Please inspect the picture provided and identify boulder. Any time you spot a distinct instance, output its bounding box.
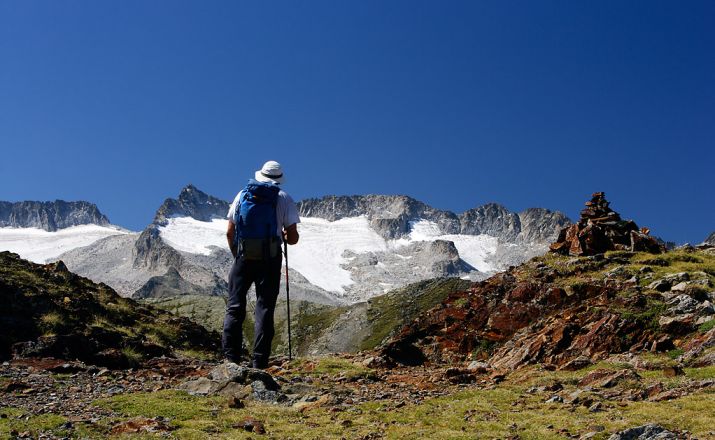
[607,423,677,440]
[178,362,284,403]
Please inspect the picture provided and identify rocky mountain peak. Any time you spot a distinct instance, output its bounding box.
[458,203,520,240]
[517,208,571,243]
[153,185,230,225]
[0,200,110,231]
[298,194,570,243]
[703,232,715,246]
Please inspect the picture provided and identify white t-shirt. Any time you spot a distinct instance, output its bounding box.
[227,188,301,238]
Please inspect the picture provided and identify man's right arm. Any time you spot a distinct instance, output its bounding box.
[226,219,237,258]
[283,223,299,245]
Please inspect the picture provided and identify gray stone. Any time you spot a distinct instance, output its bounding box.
[607,423,677,439]
[670,282,690,292]
[178,377,214,396]
[696,301,715,316]
[250,380,286,402]
[663,272,690,283]
[209,362,280,391]
[466,361,490,372]
[666,294,699,315]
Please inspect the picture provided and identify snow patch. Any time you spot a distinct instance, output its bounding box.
[289,217,387,294]
[158,217,228,255]
[406,220,499,272]
[0,225,130,263]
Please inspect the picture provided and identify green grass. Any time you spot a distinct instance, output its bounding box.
[698,319,715,333]
[83,360,715,439]
[667,349,684,360]
[121,346,144,367]
[0,407,69,438]
[291,302,349,354]
[141,295,226,334]
[288,356,374,380]
[39,311,67,334]
[96,390,221,421]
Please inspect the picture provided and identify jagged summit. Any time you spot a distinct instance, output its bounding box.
[152,184,230,225]
[550,192,663,256]
[703,231,715,246]
[298,194,570,243]
[0,200,110,231]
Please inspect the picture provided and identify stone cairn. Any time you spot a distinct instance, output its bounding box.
[550,192,663,256]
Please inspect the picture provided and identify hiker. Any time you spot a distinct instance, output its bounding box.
[223,160,300,368]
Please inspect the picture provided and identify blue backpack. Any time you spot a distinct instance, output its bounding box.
[233,179,281,259]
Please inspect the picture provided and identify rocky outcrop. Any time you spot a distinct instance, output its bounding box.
[0,200,110,231]
[703,231,715,246]
[152,184,230,225]
[550,192,663,256]
[133,226,185,270]
[380,244,715,371]
[0,251,219,366]
[133,267,224,299]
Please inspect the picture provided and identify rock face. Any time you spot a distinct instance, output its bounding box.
[0,251,219,366]
[129,185,231,298]
[550,192,663,256]
[298,195,569,243]
[133,267,225,299]
[703,231,715,246]
[459,204,521,241]
[0,200,110,231]
[153,184,230,225]
[518,208,571,243]
[298,195,461,239]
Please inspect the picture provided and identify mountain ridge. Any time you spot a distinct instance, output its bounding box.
[0,200,110,231]
[2,185,572,304]
[298,194,571,243]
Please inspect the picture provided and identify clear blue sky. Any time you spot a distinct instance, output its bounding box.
[1,1,713,243]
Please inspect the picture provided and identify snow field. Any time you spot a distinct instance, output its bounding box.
[158,217,228,255]
[156,216,500,295]
[288,217,388,294]
[0,225,131,263]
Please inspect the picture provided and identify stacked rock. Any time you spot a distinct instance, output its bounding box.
[550,192,663,256]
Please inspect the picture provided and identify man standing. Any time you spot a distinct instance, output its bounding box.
[224,160,300,368]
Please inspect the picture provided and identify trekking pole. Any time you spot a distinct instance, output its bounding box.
[284,240,292,361]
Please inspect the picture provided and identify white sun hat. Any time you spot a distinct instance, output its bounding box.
[255,160,285,184]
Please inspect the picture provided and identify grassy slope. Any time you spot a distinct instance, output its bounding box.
[0,251,219,364]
